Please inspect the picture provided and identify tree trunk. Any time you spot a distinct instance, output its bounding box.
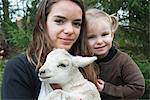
[143,5,150,59]
[2,0,10,22]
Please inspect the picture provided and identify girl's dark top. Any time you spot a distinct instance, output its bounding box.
[95,46,145,100]
[2,54,41,100]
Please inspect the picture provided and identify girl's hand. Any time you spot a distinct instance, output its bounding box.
[96,79,104,92]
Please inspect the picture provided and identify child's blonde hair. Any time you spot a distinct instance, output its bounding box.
[86,8,119,34]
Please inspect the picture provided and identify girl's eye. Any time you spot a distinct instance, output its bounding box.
[57,64,66,67]
[54,19,64,25]
[73,22,81,28]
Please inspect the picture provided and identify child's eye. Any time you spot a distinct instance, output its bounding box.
[73,22,81,28]
[88,35,95,39]
[101,33,109,36]
[54,19,64,25]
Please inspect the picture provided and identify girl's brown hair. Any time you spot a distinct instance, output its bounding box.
[26,0,97,85]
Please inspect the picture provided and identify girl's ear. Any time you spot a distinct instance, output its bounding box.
[110,15,119,33]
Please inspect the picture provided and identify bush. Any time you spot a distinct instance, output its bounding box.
[2,22,32,51]
[7,29,31,50]
[133,55,150,99]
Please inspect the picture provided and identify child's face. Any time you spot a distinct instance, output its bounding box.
[87,18,114,57]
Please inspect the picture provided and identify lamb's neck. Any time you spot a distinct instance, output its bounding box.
[61,70,85,91]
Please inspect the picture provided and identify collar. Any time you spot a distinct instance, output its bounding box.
[95,46,117,63]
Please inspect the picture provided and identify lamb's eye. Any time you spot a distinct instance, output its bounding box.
[57,64,66,67]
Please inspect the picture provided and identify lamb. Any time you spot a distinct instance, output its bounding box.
[38,48,101,100]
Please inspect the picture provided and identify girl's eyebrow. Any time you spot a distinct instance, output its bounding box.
[54,15,82,21]
[54,16,65,19]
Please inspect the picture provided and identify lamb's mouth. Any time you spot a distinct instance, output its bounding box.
[40,76,51,79]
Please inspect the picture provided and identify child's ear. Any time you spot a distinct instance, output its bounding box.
[111,33,115,38]
[110,15,119,33]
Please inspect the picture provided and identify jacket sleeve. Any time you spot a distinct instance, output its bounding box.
[101,54,145,98]
[1,54,39,100]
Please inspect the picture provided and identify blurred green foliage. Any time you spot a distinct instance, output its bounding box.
[2,22,31,51]
[132,54,150,99]
[0,60,5,88]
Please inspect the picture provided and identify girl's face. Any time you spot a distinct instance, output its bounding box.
[87,17,114,57]
[46,0,82,51]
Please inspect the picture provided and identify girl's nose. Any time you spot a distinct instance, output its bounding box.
[64,23,74,35]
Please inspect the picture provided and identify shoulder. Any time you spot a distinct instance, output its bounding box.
[115,49,133,62]
[111,49,138,69]
[116,49,130,58]
[5,53,36,73]
[6,53,28,69]
[7,53,27,65]
[115,49,140,70]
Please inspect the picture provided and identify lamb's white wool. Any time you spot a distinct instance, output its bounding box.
[38,48,101,100]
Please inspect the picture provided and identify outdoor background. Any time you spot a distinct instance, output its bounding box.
[0,0,150,99]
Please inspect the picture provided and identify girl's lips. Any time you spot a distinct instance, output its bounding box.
[60,38,74,44]
[60,37,74,41]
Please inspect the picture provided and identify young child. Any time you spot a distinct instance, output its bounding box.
[86,8,145,99]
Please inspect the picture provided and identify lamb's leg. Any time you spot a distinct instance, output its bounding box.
[46,89,83,100]
[38,82,53,100]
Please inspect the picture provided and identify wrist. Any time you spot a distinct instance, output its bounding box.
[96,79,104,92]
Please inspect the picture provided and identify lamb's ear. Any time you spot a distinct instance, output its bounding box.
[72,56,97,68]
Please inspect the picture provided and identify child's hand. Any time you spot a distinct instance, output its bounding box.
[96,79,104,92]
[50,84,62,90]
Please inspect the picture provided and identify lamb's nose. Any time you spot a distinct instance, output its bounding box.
[39,70,45,75]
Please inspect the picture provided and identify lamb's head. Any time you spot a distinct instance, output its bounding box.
[38,48,97,85]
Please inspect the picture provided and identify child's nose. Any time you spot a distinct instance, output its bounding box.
[96,37,103,44]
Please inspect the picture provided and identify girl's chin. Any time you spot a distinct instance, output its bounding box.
[56,45,72,51]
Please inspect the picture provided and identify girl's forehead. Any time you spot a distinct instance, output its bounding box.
[49,0,82,19]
